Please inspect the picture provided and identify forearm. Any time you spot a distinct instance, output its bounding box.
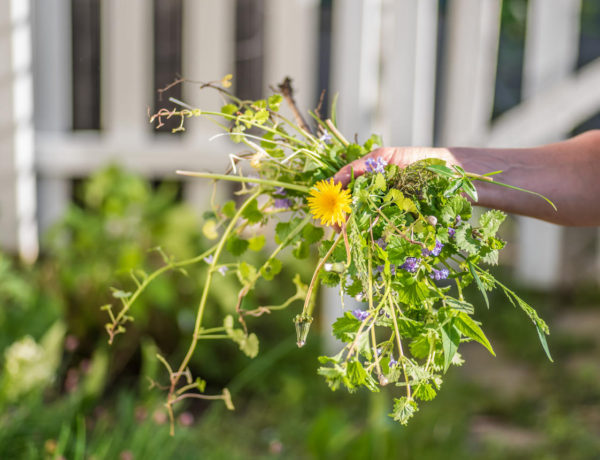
[446,130,600,226]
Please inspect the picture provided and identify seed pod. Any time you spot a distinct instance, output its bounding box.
[427,215,438,227]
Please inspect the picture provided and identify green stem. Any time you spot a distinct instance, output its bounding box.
[466,173,557,211]
[109,245,218,344]
[169,188,262,397]
[176,170,310,193]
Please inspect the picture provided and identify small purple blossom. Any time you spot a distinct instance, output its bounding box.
[377,347,383,356]
[390,264,396,276]
[365,157,388,174]
[273,186,286,196]
[448,227,456,238]
[274,198,293,209]
[400,257,421,273]
[375,238,387,250]
[217,266,229,276]
[352,309,369,321]
[430,268,449,281]
[203,255,214,264]
[422,240,444,257]
[389,357,398,367]
[455,215,462,225]
[375,265,384,274]
[319,132,333,144]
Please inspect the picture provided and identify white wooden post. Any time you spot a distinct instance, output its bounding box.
[101,0,153,141]
[439,0,502,146]
[32,0,72,235]
[379,0,438,146]
[325,0,384,351]
[263,0,319,120]
[515,0,581,288]
[330,0,383,140]
[181,0,236,206]
[0,0,38,261]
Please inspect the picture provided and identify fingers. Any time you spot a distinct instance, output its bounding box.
[332,157,368,188]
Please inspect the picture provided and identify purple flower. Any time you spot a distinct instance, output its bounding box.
[448,227,456,238]
[319,132,333,144]
[422,240,444,257]
[352,309,369,321]
[455,215,462,225]
[375,238,387,250]
[273,186,286,196]
[400,257,421,273]
[389,357,398,367]
[365,157,388,174]
[429,268,449,281]
[274,198,293,209]
[390,264,396,276]
[375,265,384,274]
[203,255,214,264]
[217,266,229,276]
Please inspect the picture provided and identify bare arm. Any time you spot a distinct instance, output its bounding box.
[332,130,600,227]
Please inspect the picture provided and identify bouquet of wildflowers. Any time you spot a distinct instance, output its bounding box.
[104,76,553,433]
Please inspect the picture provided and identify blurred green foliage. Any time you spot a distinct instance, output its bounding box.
[1,166,600,459]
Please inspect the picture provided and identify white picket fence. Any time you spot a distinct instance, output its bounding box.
[2,0,600,286]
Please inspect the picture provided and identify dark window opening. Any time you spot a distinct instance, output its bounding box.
[71,0,101,130]
[235,0,265,101]
[153,0,183,134]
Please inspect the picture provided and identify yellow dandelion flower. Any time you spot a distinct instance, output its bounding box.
[307,179,352,226]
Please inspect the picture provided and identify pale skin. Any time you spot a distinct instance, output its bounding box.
[332,130,600,227]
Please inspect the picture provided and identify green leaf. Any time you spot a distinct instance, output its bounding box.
[479,209,506,239]
[221,104,238,116]
[222,200,236,218]
[238,333,259,358]
[390,397,418,425]
[536,324,553,362]
[237,262,257,287]
[461,179,478,201]
[302,223,324,243]
[254,108,269,125]
[332,312,362,342]
[241,199,263,224]
[468,261,489,308]
[267,94,283,111]
[444,179,464,197]
[202,220,219,240]
[260,258,282,280]
[248,235,266,251]
[455,225,480,255]
[414,383,437,401]
[455,312,495,356]
[440,322,461,372]
[347,360,379,392]
[292,241,310,259]
[373,173,387,192]
[226,235,249,256]
[426,164,455,178]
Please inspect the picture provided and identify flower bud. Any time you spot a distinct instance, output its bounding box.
[427,215,438,226]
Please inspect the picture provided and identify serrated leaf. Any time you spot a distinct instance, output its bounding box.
[455,226,480,255]
[373,173,387,192]
[332,312,362,341]
[347,360,379,392]
[267,94,283,111]
[390,397,418,425]
[414,383,437,401]
[479,209,506,239]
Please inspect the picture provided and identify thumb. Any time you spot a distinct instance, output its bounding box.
[332,158,368,188]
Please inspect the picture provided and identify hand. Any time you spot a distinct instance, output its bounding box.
[332,146,458,187]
